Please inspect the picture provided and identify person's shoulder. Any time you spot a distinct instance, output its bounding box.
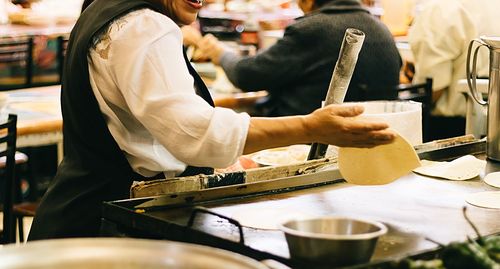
[95,8,182,59]
[108,8,180,41]
[125,8,179,32]
[288,13,325,33]
[418,0,463,14]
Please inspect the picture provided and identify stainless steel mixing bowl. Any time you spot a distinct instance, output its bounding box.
[279,216,387,267]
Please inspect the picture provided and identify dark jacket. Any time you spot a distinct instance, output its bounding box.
[220,0,401,116]
[28,0,213,240]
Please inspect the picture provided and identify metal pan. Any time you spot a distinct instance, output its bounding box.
[0,238,282,269]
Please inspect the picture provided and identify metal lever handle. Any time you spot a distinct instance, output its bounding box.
[308,28,365,160]
[466,39,488,105]
[187,206,245,245]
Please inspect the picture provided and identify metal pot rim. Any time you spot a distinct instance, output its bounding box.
[0,238,269,269]
[278,216,388,240]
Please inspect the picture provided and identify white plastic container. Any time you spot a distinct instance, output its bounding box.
[347,101,423,145]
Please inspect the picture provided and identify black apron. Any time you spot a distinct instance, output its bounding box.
[28,0,214,240]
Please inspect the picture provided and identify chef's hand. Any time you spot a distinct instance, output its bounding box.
[243,105,396,154]
[305,105,396,148]
[196,34,226,65]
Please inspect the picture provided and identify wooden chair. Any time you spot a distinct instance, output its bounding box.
[0,38,34,91]
[56,35,69,83]
[0,114,32,244]
[397,78,433,142]
[0,114,19,244]
[12,195,37,243]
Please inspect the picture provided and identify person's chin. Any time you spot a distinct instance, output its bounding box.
[177,14,198,26]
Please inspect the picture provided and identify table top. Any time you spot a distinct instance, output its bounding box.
[4,85,61,136]
[2,85,267,136]
[0,23,73,38]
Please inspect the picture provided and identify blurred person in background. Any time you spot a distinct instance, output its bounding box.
[194,0,401,117]
[408,0,500,139]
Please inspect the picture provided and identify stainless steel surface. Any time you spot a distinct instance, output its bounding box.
[467,36,500,161]
[102,146,499,268]
[279,217,386,267]
[156,155,500,263]
[0,238,269,269]
[135,168,342,209]
[456,78,488,138]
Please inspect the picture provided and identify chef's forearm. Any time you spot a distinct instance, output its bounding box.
[243,105,396,155]
[243,116,311,154]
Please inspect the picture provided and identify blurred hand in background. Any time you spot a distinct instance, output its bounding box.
[196,33,226,64]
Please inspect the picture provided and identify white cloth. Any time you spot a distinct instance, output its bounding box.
[408,0,500,117]
[87,9,250,178]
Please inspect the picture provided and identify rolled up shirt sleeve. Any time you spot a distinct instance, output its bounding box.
[106,12,250,169]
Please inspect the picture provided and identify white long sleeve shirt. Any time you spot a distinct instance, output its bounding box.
[409,0,500,117]
[87,9,250,178]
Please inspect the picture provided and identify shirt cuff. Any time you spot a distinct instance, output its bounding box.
[220,51,241,72]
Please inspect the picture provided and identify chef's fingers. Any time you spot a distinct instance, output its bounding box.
[343,120,391,132]
[323,105,392,131]
[335,130,396,148]
[326,104,364,117]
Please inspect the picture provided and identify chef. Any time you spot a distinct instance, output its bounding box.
[28,0,395,240]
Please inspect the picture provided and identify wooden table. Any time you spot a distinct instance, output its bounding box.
[3,85,267,162]
[3,85,63,161]
[0,23,73,38]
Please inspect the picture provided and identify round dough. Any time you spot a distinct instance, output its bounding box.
[484,172,500,188]
[465,191,500,209]
[413,155,485,181]
[250,145,310,166]
[231,209,313,230]
[338,133,421,185]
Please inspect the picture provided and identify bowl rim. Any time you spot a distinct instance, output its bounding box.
[278,216,388,240]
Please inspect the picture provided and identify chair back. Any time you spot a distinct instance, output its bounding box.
[0,114,18,244]
[0,38,34,91]
[397,78,433,142]
[56,35,69,83]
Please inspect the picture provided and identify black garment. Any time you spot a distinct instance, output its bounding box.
[28,0,214,240]
[428,116,466,141]
[220,0,401,116]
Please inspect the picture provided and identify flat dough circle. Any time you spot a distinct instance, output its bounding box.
[484,172,500,188]
[465,191,500,209]
[231,209,312,230]
[338,133,421,185]
[413,155,485,181]
[250,145,310,166]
